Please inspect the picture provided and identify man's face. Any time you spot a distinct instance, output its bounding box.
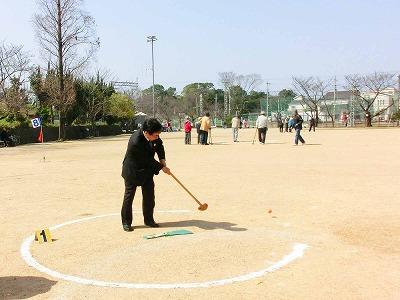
[144,131,161,141]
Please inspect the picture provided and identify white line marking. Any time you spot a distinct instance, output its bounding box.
[20,212,309,289]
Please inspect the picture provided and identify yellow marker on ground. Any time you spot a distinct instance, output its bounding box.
[35,228,52,243]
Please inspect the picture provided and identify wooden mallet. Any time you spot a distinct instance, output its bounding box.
[170,173,208,211]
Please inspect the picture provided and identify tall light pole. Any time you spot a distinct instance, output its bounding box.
[147,35,157,117]
[266,82,270,118]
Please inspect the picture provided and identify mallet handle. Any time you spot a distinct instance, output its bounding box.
[170,173,202,206]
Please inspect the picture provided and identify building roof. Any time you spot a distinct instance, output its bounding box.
[324,91,352,100]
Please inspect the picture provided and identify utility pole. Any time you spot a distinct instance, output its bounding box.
[350,93,355,127]
[214,94,218,115]
[199,94,204,115]
[278,98,280,114]
[397,74,400,126]
[223,80,228,117]
[228,88,231,115]
[333,76,337,126]
[198,83,204,115]
[398,75,400,111]
[147,35,157,117]
[266,82,270,118]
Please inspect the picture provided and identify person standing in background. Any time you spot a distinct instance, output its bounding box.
[293,110,305,145]
[284,116,289,132]
[277,116,284,133]
[309,117,316,132]
[255,111,268,144]
[184,116,192,144]
[231,114,240,142]
[199,112,211,145]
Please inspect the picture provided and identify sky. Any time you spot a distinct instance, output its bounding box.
[1,0,399,93]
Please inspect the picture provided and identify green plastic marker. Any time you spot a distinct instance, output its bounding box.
[144,229,193,239]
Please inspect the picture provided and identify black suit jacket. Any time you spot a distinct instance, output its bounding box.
[121,129,165,185]
[293,115,303,130]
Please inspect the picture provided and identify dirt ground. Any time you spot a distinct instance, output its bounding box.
[1,127,399,299]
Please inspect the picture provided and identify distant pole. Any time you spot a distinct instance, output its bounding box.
[266,82,270,117]
[223,81,228,117]
[397,74,400,126]
[278,98,280,114]
[351,93,355,127]
[333,76,337,126]
[228,88,231,115]
[147,35,157,117]
[398,75,400,111]
[214,94,218,114]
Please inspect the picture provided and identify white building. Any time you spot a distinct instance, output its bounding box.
[367,88,397,121]
[287,88,398,122]
[287,95,310,120]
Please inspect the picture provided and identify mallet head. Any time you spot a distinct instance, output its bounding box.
[198,203,208,211]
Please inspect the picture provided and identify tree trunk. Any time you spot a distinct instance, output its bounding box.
[50,105,54,124]
[57,0,65,140]
[365,112,372,127]
[59,113,66,140]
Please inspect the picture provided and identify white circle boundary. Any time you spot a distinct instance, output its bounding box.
[21,211,309,289]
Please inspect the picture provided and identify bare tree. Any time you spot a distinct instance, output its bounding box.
[34,0,99,139]
[345,72,395,127]
[0,42,31,102]
[292,77,331,125]
[320,93,336,127]
[219,72,263,115]
[135,93,153,115]
[235,74,263,94]
[43,70,76,119]
[218,72,236,89]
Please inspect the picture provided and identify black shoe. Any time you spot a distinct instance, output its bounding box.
[145,221,159,228]
[122,224,133,232]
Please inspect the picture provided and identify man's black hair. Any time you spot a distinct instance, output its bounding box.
[142,118,162,134]
[205,112,210,117]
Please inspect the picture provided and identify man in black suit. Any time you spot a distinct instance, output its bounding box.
[121,118,171,232]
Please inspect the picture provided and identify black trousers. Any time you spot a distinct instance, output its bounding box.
[199,130,208,144]
[258,127,267,143]
[121,177,155,226]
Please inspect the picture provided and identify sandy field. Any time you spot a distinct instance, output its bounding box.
[1,126,399,299]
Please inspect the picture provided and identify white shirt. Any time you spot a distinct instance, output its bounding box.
[256,115,268,128]
[231,117,240,128]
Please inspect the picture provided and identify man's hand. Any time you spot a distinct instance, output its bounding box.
[162,166,171,175]
[160,159,167,167]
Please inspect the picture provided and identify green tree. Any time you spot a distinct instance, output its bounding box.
[181,82,217,116]
[3,77,28,121]
[30,66,53,124]
[247,91,267,112]
[72,73,114,132]
[105,93,135,125]
[278,89,296,99]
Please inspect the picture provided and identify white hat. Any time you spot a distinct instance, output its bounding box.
[260,111,266,115]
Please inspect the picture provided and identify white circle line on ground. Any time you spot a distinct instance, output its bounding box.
[20,212,309,289]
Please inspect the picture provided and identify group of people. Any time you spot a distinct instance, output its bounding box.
[230,110,307,145]
[183,112,212,145]
[271,110,307,145]
[120,111,309,232]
